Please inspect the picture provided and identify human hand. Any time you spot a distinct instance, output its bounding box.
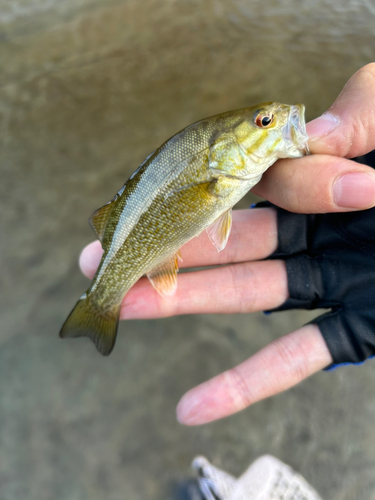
[80,64,375,425]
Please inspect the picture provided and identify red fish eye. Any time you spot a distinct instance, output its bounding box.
[254,112,274,128]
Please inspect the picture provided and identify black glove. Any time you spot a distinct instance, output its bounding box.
[259,150,375,368]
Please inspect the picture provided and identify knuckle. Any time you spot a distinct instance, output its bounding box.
[272,335,310,383]
[227,265,246,311]
[225,262,239,288]
[227,263,257,313]
[332,63,375,158]
[355,63,375,84]
[228,366,253,408]
[348,119,369,156]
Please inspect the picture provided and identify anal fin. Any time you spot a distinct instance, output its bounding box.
[206,209,232,252]
[147,251,182,298]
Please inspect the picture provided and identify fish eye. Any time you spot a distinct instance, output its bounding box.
[253,111,275,128]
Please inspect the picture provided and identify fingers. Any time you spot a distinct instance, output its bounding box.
[253,154,375,213]
[306,63,375,158]
[79,208,278,279]
[176,324,332,425]
[79,240,103,280]
[79,209,284,320]
[120,259,287,319]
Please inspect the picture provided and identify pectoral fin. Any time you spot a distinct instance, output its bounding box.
[147,251,183,297]
[206,209,232,252]
[89,195,119,243]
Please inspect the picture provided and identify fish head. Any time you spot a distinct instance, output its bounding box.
[231,102,309,179]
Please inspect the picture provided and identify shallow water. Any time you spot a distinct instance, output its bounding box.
[1,1,375,499]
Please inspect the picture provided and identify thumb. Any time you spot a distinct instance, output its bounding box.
[307,63,375,158]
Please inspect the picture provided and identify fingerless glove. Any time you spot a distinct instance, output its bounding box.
[260,150,375,366]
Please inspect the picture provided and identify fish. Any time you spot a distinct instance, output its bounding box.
[60,102,309,355]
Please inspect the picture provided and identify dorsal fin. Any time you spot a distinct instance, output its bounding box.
[147,251,182,297]
[89,195,119,243]
[89,181,128,243]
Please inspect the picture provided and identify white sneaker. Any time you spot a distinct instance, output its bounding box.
[192,455,322,500]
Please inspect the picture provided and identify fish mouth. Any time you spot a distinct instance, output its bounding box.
[283,104,310,157]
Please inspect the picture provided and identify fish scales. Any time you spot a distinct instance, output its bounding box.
[91,152,232,305]
[90,111,248,303]
[60,102,309,355]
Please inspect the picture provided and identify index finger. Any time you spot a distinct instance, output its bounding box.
[176,324,332,425]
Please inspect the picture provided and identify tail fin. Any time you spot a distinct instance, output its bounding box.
[60,294,120,356]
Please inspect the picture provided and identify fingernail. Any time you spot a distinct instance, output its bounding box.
[176,392,203,425]
[333,172,375,208]
[306,113,340,141]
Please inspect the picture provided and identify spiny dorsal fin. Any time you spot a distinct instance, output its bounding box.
[206,209,232,252]
[147,251,183,297]
[89,195,119,243]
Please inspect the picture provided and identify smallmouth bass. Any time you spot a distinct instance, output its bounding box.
[60,102,309,355]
